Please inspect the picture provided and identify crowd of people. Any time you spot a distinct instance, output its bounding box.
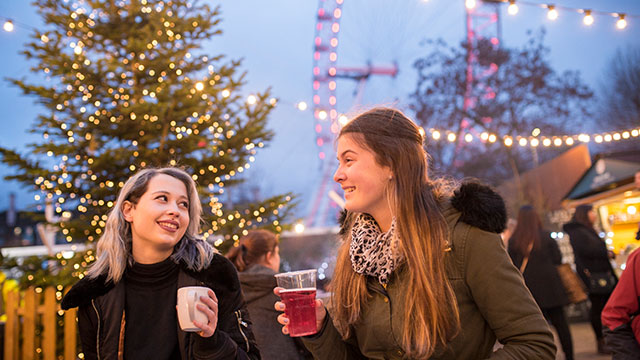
[58,107,639,359]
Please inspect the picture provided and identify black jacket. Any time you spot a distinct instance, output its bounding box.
[563,221,617,291]
[61,254,260,360]
[508,231,569,309]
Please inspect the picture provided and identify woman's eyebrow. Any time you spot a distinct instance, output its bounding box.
[151,190,188,201]
[338,149,357,159]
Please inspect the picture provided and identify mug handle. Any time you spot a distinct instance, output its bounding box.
[189,291,198,322]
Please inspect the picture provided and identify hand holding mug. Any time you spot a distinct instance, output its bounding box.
[177,286,219,338]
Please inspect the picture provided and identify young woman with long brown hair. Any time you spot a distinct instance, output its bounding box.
[274,108,556,359]
[508,205,574,360]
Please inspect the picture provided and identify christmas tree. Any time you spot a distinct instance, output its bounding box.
[0,0,296,287]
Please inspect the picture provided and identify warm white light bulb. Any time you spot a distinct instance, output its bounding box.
[296,101,307,111]
[465,0,476,10]
[616,15,627,29]
[507,1,518,15]
[3,20,14,32]
[583,11,594,26]
[547,6,558,20]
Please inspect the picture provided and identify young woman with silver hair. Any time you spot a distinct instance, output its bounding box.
[62,167,260,359]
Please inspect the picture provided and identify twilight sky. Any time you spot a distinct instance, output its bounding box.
[0,0,639,219]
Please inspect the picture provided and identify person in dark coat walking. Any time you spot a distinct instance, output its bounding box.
[563,204,618,354]
[227,230,312,360]
[509,205,574,360]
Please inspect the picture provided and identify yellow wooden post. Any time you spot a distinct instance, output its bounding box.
[22,288,36,360]
[42,287,57,360]
[63,287,78,360]
[4,289,18,360]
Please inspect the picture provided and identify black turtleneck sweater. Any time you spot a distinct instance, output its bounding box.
[124,257,181,359]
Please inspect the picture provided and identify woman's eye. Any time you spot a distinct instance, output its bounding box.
[155,195,167,201]
[179,201,189,208]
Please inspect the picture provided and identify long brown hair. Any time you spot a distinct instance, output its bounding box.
[510,205,543,256]
[571,204,594,229]
[331,107,460,358]
[226,230,278,272]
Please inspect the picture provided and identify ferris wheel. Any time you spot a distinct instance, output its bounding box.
[305,0,452,227]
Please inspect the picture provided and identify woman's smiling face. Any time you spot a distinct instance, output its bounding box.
[333,134,393,222]
[123,173,190,263]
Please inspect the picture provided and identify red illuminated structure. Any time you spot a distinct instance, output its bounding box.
[307,0,397,227]
[456,0,502,166]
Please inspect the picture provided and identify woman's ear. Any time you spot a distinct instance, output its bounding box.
[122,201,134,222]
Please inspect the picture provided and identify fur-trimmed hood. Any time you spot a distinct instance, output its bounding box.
[339,181,506,234]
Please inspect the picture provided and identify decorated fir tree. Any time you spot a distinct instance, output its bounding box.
[0,0,295,287]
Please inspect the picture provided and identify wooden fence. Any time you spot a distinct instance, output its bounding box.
[4,286,78,360]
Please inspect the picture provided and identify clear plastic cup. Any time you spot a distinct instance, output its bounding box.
[275,269,318,337]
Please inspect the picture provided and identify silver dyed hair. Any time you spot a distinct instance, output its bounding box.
[87,167,216,283]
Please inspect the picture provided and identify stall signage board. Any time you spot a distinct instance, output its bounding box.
[566,158,640,200]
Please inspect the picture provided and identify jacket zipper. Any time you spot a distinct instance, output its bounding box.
[91,299,101,360]
[235,310,250,352]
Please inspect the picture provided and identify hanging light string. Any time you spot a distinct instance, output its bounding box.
[2,4,637,151]
[0,15,38,32]
[496,0,638,29]
[419,126,640,149]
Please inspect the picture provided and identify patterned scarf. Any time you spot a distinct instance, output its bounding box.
[349,213,403,286]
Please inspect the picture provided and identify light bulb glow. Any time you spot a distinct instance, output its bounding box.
[504,137,513,147]
[3,20,14,32]
[296,101,307,111]
[507,1,518,15]
[547,6,558,20]
[465,0,476,10]
[583,10,594,26]
[616,14,627,29]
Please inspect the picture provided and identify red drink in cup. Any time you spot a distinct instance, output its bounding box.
[280,288,317,337]
[275,270,318,337]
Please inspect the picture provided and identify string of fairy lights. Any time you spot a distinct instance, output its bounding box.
[2,1,639,155]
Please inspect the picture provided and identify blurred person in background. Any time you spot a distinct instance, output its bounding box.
[227,230,312,360]
[564,204,618,354]
[509,205,574,360]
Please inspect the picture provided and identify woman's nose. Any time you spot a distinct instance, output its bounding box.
[333,167,344,183]
[166,203,181,216]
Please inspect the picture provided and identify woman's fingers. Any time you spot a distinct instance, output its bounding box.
[274,300,285,312]
[273,286,284,297]
[195,290,219,338]
[277,313,290,334]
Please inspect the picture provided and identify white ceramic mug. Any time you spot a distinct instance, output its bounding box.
[177,286,210,332]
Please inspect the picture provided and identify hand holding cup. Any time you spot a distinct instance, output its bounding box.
[273,269,325,337]
[274,287,326,336]
[177,286,219,338]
